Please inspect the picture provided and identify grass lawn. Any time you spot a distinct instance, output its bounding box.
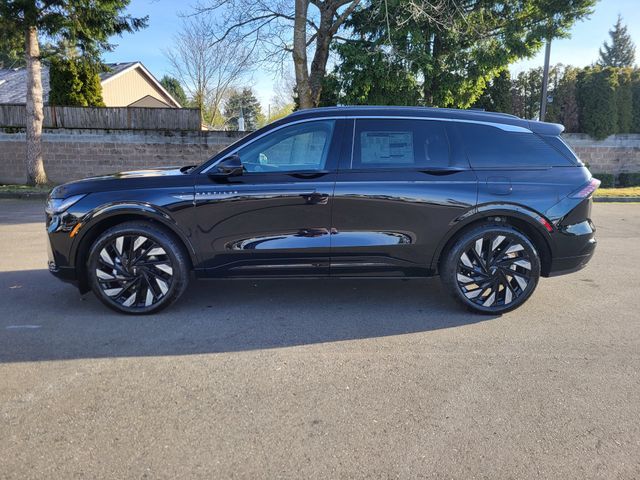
[595,187,640,198]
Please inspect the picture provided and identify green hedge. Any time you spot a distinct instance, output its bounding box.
[576,67,618,140]
[632,70,640,133]
[591,173,640,188]
[544,66,640,137]
[593,173,615,188]
[617,69,633,133]
[618,172,640,187]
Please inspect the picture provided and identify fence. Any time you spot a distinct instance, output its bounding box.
[0,104,201,131]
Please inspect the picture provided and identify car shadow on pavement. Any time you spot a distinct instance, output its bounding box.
[0,269,498,363]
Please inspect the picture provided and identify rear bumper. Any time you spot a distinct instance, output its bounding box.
[548,236,597,277]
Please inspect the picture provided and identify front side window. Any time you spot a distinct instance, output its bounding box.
[236,120,335,173]
[352,119,450,169]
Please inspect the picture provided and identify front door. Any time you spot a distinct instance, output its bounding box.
[330,118,478,276]
[193,119,343,277]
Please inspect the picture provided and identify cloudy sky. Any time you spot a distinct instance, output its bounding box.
[103,0,640,108]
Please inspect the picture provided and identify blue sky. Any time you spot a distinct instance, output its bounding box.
[104,0,640,108]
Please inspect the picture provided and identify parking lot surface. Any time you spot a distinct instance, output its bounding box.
[1,199,639,479]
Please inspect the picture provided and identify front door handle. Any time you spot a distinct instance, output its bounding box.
[301,192,329,205]
[290,171,329,179]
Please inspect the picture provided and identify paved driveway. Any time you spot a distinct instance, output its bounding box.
[1,200,639,479]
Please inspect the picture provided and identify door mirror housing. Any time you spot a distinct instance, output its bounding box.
[211,155,243,177]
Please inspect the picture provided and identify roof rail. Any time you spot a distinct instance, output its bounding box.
[287,105,521,120]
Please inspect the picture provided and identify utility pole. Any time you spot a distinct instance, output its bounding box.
[238,106,245,132]
[539,38,552,122]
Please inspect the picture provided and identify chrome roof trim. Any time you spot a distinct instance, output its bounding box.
[201,115,532,173]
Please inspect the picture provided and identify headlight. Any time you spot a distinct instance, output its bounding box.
[45,194,86,215]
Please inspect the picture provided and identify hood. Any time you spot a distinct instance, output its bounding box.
[50,166,194,198]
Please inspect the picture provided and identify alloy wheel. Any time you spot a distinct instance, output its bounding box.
[456,234,533,309]
[94,235,174,309]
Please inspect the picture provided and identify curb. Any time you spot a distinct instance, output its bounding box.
[594,196,640,203]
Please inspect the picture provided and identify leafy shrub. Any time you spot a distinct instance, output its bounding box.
[618,172,640,187]
[576,67,619,140]
[593,173,615,188]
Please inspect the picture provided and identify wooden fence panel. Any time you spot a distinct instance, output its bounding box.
[0,104,201,130]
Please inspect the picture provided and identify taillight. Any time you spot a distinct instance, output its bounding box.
[569,178,601,199]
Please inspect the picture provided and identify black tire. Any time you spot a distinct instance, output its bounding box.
[87,221,190,314]
[441,224,541,314]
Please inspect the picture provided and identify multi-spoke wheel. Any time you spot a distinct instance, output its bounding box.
[441,224,541,314]
[87,222,190,314]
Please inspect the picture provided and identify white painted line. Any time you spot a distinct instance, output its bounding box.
[5,325,42,330]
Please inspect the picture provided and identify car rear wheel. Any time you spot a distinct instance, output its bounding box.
[87,221,190,314]
[441,224,541,314]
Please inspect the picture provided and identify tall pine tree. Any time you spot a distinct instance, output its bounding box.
[598,15,636,68]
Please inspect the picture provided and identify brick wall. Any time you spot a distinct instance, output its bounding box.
[0,128,638,184]
[0,128,247,184]
[563,133,640,174]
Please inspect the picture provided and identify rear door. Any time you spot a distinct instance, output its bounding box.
[330,118,477,276]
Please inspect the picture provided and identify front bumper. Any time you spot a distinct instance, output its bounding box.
[47,233,78,284]
[48,261,78,284]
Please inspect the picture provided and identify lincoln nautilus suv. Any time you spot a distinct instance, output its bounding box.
[46,106,599,314]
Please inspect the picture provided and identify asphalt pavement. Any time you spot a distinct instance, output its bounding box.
[1,199,639,479]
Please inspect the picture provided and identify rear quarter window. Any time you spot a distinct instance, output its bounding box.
[457,123,574,168]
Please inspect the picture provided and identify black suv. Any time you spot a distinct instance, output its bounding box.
[46,106,599,314]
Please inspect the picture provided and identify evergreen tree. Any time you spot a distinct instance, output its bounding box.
[0,29,24,68]
[159,75,188,107]
[598,15,636,68]
[224,88,262,131]
[576,67,619,139]
[49,57,105,107]
[473,70,513,114]
[0,0,147,185]
[511,68,543,120]
[546,66,580,132]
[332,0,595,109]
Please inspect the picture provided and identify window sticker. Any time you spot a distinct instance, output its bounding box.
[361,131,414,164]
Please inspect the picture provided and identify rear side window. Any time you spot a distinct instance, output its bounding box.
[540,135,580,164]
[352,119,450,169]
[457,123,573,168]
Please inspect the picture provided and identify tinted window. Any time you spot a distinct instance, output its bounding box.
[352,119,450,169]
[237,120,334,173]
[540,135,580,164]
[458,124,573,168]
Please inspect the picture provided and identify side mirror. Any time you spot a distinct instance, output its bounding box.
[211,155,243,177]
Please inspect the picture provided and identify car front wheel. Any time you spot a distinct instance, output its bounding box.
[87,221,190,314]
[441,224,541,314]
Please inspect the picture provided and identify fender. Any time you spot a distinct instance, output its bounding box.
[429,202,556,272]
[70,201,199,269]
